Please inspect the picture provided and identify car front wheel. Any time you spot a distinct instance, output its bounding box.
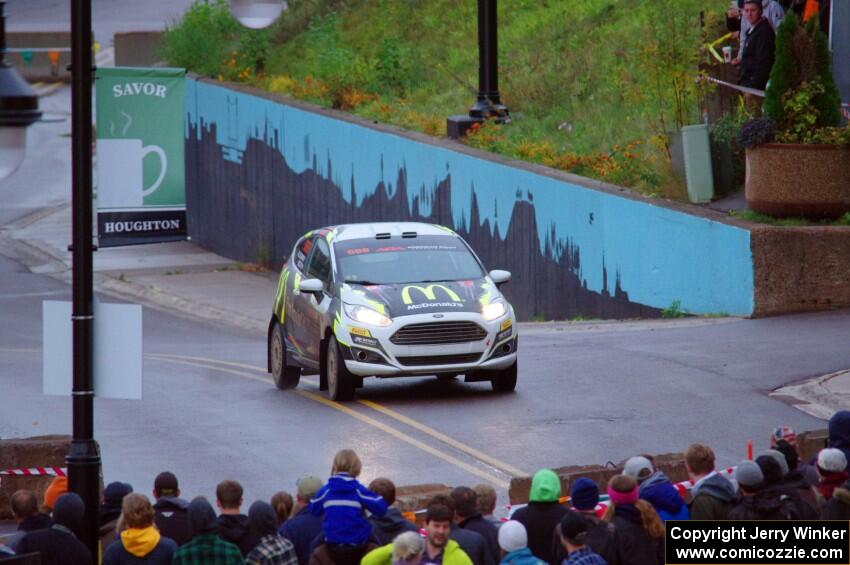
[327,335,355,401]
[490,361,517,393]
[270,322,301,390]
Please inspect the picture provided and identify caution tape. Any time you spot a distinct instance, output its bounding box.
[0,467,66,477]
[704,32,735,64]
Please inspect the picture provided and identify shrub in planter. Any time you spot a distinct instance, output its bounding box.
[742,13,850,219]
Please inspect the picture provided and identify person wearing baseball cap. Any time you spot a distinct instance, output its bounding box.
[279,474,324,565]
[153,471,191,546]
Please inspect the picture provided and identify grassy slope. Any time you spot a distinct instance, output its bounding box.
[167,0,731,195]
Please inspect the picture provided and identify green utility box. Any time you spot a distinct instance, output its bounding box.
[680,123,715,204]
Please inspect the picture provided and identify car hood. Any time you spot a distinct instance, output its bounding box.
[342,278,500,318]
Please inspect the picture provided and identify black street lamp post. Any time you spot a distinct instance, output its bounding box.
[447,0,509,139]
[67,0,101,556]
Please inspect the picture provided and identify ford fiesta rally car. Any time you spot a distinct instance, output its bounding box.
[267,222,518,400]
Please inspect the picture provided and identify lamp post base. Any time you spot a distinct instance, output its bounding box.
[66,439,101,556]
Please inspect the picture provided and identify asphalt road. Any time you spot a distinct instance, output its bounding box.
[4,251,850,508]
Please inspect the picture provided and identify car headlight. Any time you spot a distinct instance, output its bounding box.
[482,300,507,321]
[344,303,392,327]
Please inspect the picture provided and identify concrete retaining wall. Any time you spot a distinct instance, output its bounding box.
[0,436,70,520]
[752,227,850,316]
[184,78,757,321]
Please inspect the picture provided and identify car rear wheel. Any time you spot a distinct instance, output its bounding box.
[270,322,301,390]
[490,361,517,393]
[327,335,355,401]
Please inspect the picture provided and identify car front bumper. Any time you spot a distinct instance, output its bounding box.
[335,311,517,378]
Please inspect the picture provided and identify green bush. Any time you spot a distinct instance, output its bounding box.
[764,13,841,130]
[159,0,240,78]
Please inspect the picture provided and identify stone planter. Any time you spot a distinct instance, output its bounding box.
[745,143,850,219]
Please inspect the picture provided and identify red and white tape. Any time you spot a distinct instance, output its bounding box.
[0,467,66,477]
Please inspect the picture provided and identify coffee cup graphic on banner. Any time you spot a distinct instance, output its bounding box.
[96,138,168,208]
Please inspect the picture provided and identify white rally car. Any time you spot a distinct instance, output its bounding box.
[268,222,518,400]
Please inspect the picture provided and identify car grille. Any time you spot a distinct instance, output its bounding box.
[396,353,482,366]
[390,321,487,345]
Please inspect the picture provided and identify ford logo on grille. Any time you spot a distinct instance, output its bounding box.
[433,314,444,318]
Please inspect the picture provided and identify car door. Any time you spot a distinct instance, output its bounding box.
[285,235,316,368]
[302,237,334,365]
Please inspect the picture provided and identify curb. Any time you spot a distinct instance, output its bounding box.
[771,369,850,419]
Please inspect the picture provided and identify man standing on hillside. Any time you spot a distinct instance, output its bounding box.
[736,0,785,59]
[737,0,777,93]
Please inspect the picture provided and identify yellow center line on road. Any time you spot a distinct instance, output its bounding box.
[357,399,529,477]
[147,353,526,478]
[146,353,511,489]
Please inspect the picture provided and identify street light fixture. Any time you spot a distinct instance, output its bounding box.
[447,0,510,139]
[229,0,287,29]
[0,0,42,181]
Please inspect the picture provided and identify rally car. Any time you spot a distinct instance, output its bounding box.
[267,222,518,400]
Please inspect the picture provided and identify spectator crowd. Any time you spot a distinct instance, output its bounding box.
[5,410,850,565]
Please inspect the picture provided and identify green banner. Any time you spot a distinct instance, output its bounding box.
[95,67,186,246]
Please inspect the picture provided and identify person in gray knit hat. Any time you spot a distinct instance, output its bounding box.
[729,461,798,520]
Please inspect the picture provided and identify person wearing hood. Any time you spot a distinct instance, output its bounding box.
[623,456,689,522]
[497,521,545,565]
[4,489,52,552]
[280,474,324,565]
[310,450,387,547]
[558,512,607,565]
[245,500,299,565]
[42,476,68,514]
[511,469,568,565]
[685,444,737,521]
[728,461,798,520]
[152,471,191,546]
[829,411,850,471]
[452,486,500,565]
[551,479,615,565]
[216,479,253,555]
[172,496,243,564]
[368,478,418,546]
[603,475,664,565]
[102,493,177,564]
[16,492,93,565]
[100,481,134,550]
[816,448,849,501]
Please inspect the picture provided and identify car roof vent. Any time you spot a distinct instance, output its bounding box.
[375,232,392,239]
[401,231,417,238]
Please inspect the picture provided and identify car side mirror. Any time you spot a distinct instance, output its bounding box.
[489,270,511,286]
[299,278,325,296]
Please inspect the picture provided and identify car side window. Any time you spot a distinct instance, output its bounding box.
[293,237,314,272]
[306,238,332,288]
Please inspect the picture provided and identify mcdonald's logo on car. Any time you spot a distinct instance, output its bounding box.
[401,284,462,305]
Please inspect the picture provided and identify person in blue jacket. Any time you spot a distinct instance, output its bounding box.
[624,456,689,522]
[309,449,388,550]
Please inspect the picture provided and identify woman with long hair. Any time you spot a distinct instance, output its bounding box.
[603,475,665,565]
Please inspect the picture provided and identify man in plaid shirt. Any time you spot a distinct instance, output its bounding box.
[173,497,243,565]
[246,500,299,565]
[559,513,608,565]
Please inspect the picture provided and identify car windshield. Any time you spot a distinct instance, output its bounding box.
[335,235,485,285]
